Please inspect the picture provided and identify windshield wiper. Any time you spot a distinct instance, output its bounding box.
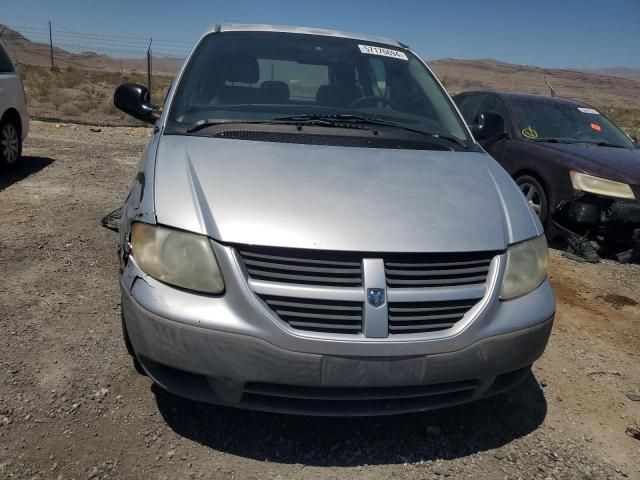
[531,138,629,149]
[185,117,378,134]
[186,115,469,150]
[584,141,628,149]
[532,138,578,144]
[273,114,468,149]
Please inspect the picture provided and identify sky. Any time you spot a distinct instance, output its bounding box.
[2,0,640,69]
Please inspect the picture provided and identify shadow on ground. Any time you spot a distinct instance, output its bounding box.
[0,156,55,191]
[154,374,546,466]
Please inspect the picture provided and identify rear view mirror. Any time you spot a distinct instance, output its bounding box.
[114,83,159,124]
[471,111,506,142]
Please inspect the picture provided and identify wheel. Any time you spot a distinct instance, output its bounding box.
[121,309,146,375]
[0,117,21,168]
[516,174,549,224]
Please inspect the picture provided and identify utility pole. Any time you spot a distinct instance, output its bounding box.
[147,38,152,98]
[48,21,54,70]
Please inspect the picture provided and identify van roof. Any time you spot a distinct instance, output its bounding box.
[207,23,404,49]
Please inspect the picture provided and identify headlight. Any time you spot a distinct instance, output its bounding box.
[570,171,635,200]
[501,235,548,300]
[130,223,224,294]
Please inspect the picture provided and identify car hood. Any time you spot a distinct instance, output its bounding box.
[530,142,640,185]
[153,135,540,252]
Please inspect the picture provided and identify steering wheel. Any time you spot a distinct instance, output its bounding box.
[348,95,397,109]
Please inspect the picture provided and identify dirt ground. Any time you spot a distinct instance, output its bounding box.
[1,121,639,480]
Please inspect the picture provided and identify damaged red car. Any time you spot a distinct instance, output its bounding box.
[454,91,640,262]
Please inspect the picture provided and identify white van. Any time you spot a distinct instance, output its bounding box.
[0,39,29,168]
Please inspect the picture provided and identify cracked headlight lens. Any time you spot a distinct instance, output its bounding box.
[130,223,224,294]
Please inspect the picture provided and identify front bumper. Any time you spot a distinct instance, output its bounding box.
[122,275,554,415]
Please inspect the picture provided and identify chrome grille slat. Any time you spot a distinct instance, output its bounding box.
[239,250,361,267]
[388,299,482,334]
[385,251,496,289]
[266,299,361,311]
[385,266,490,276]
[287,321,361,332]
[388,312,465,322]
[238,247,362,287]
[389,304,473,313]
[244,258,361,274]
[259,294,363,334]
[386,259,491,268]
[276,310,362,321]
[389,323,456,332]
[247,269,362,285]
[386,275,488,286]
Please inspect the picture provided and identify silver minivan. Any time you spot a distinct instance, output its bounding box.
[114,24,555,415]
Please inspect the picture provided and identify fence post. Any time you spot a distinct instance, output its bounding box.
[147,38,152,99]
[48,21,54,70]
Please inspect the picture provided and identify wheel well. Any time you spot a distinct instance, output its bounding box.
[513,169,555,220]
[1,108,22,136]
[513,169,547,192]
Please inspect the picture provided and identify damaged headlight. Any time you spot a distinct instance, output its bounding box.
[570,171,635,200]
[130,223,225,294]
[501,234,548,300]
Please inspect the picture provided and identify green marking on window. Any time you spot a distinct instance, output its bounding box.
[522,126,538,139]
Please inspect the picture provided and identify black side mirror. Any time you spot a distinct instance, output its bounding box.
[114,83,159,124]
[471,111,506,142]
[631,134,639,145]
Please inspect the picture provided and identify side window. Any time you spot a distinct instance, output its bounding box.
[456,94,484,125]
[478,95,508,119]
[0,43,14,73]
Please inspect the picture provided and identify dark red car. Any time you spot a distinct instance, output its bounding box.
[453,91,640,261]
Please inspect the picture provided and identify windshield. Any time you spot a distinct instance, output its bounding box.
[167,31,471,147]
[512,99,636,148]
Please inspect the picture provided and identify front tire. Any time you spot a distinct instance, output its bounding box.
[516,174,549,224]
[0,117,21,169]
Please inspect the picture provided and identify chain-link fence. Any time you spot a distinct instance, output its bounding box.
[0,22,192,124]
[1,22,191,75]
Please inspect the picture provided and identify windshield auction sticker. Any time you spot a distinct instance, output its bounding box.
[578,107,600,114]
[358,44,408,60]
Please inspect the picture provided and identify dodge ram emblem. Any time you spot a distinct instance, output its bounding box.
[367,288,386,308]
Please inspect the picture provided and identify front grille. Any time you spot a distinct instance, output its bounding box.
[238,247,362,287]
[260,295,363,334]
[388,298,481,334]
[384,252,495,288]
[242,380,479,415]
[237,244,498,337]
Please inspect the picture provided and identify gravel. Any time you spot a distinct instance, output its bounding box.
[0,120,638,479]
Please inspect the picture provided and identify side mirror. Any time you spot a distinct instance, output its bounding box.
[114,83,159,124]
[631,135,639,145]
[470,111,506,142]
